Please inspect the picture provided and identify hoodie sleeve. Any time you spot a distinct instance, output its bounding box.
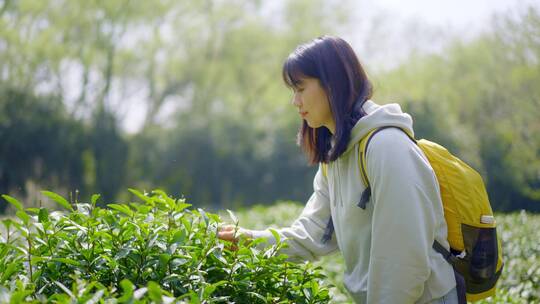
[248,165,339,262]
[365,128,440,303]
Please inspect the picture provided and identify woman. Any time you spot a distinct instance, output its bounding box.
[218,36,459,304]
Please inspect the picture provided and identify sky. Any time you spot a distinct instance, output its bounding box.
[343,0,539,70]
[361,0,537,30]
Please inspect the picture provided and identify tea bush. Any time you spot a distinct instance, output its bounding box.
[0,190,331,303]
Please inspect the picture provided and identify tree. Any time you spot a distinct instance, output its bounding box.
[0,87,88,212]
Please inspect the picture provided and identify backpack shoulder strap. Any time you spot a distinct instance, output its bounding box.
[358,126,416,187]
[357,128,380,187]
[357,126,416,208]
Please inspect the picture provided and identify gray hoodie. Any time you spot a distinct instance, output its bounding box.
[250,100,456,303]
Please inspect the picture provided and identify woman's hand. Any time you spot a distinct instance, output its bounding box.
[217,224,252,250]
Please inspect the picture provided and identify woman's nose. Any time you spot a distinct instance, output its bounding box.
[291,93,302,107]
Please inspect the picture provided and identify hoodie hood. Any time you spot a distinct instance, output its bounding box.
[343,100,414,154]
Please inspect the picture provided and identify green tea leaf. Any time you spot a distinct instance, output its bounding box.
[0,263,19,282]
[42,191,73,211]
[172,230,186,244]
[311,280,319,295]
[119,279,134,300]
[52,258,81,267]
[108,203,134,217]
[152,189,176,209]
[128,188,153,204]
[189,290,201,304]
[91,194,101,207]
[1,218,14,230]
[115,247,132,259]
[175,199,192,212]
[199,208,209,226]
[26,207,40,214]
[207,213,220,223]
[9,289,34,303]
[247,291,268,303]
[85,289,105,304]
[33,236,48,247]
[170,257,189,268]
[159,253,171,267]
[269,228,281,244]
[181,218,192,233]
[2,194,23,211]
[18,226,29,237]
[54,281,75,298]
[16,210,29,225]
[226,209,238,224]
[38,208,49,223]
[147,281,162,302]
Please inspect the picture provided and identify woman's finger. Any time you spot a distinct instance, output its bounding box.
[217,225,253,246]
[220,225,235,231]
[217,229,237,241]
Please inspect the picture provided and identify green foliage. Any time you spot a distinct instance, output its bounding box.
[0,87,128,212]
[401,101,459,152]
[90,107,128,204]
[232,202,540,303]
[490,211,540,303]
[127,122,316,210]
[0,88,88,213]
[0,191,331,303]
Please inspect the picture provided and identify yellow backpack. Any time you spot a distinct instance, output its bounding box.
[322,126,503,302]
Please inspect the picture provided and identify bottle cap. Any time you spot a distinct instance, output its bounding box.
[480,215,495,224]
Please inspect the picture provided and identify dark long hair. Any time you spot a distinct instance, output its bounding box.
[282,36,372,164]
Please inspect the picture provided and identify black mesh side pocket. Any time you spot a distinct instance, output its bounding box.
[469,227,497,281]
[461,224,501,294]
[436,224,502,295]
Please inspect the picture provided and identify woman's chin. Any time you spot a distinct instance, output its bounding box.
[310,122,325,129]
[305,120,318,128]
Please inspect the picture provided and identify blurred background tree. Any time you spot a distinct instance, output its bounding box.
[0,0,538,212]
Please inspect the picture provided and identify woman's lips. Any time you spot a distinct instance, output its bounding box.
[300,111,308,118]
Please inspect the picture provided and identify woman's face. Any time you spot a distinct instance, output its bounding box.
[291,77,335,133]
